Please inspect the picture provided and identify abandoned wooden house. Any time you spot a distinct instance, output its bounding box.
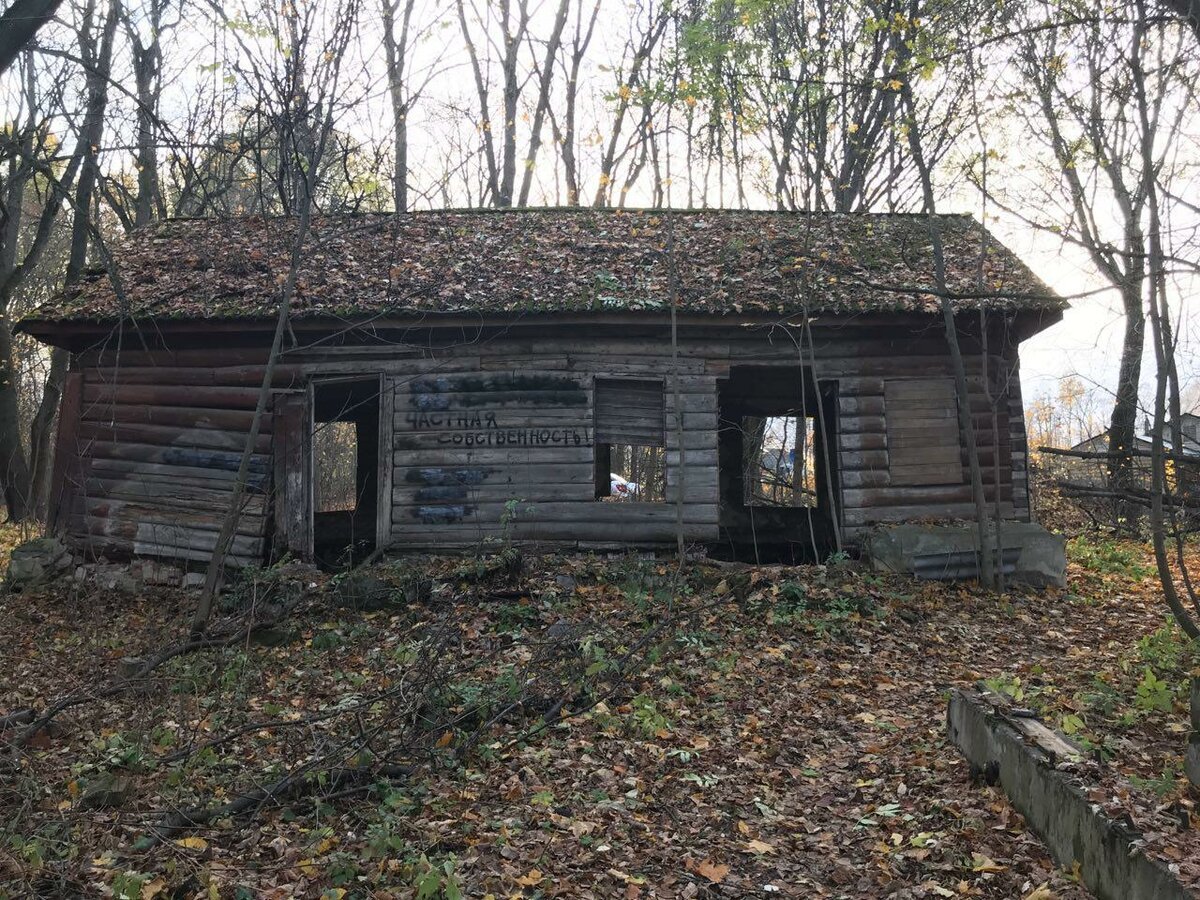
[19,209,1064,569]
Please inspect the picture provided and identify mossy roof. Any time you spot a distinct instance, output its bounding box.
[24,208,1063,326]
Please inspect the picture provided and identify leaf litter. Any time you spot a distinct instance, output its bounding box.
[0,540,1195,898]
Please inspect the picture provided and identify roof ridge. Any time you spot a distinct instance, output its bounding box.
[149,208,979,226]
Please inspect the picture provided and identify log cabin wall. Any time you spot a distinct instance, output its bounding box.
[53,316,1034,565]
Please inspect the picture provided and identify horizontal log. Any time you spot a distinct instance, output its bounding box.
[839,450,890,471]
[84,477,268,512]
[78,347,273,368]
[839,433,887,452]
[387,519,720,542]
[390,500,718,523]
[76,535,258,569]
[81,402,269,433]
[89,364,303,388]
[80,497,267,537]
[89,457,270,487]
[83,382,269,410]
[71,513,265,557]
[843,501,1015,527]
[843,483,1011,509]
[393,447,593,467]
[83,440,271,474]
[839,396,885,416]
[840,470,891,488]
[839,415,886,435]
[78,421,272,454]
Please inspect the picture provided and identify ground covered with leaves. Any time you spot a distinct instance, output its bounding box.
[1,539,1197,899]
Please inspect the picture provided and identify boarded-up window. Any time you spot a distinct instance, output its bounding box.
[885,378,963,485]
[594,378,666,502]
[594,378,665,446]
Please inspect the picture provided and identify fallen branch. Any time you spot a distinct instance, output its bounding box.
[0,708,36,730]
[7,623,268,751]
[148,763,413,844]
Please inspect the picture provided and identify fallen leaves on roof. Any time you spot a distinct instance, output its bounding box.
[25,209,1062,326]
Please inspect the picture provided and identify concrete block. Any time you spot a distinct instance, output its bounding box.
[948,686,1189,900]
[863,522,1066,587]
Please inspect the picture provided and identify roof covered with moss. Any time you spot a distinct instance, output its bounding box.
[24,209,1063,326]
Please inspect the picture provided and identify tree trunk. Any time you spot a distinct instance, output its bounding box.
[516,0,569,207]
[901,80,995,589]
[0,323,33,521]
[29,346,66,519]
[1107,285,1145,530]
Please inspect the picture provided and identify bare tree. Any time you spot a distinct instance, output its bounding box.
[994,0,1193,528]
[0,0,68,76]
[192,0,363,633]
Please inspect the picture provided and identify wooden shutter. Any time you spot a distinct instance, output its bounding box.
[885,378,963,485]
[594,378,665,446]
[273,392,313,560]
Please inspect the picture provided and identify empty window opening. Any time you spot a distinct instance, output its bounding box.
[593,377,667,503]
[597,444,667,502]
[312,378,380,567]
[743,415,817,507]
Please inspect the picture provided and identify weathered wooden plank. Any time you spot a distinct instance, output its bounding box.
[839,395,885,416]
[395,461,595,486]
[390,500,719,522]
[839,450,890,471]
[390,519,722,541]
[84,440,271,473]
[839,433,888,452]
[840,469,891,489]
[77,421,272,453]
[839,416,887,435]
[887,461,964,483]
[78,347,273,368]
[79,497,267,536]
[843,484,1011,509]
[89,457,266,486]
[82,382,268,410]
[393,447,595,466]
[90,364,303,388]
[80,401,269,433]
[843,501,1014,527]
[84,477,267,512]
[887,431,963,449]
[74,510,265,551]
[79,535,257,568]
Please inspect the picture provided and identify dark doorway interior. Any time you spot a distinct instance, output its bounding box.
[312,377,380,567]
[715,366,839,563]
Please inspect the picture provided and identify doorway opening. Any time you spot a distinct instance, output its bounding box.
[312,377,380,567]
[716,366,839,563]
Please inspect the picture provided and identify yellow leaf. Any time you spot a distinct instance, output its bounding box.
[970,852,1005,873]
[515,869,544,886]
[695,859,729,883]
[745,839,776,855]
[436,730,453,748]
[1024,886,1056,900]
[175,836,208,851]
[142,879,168,899]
